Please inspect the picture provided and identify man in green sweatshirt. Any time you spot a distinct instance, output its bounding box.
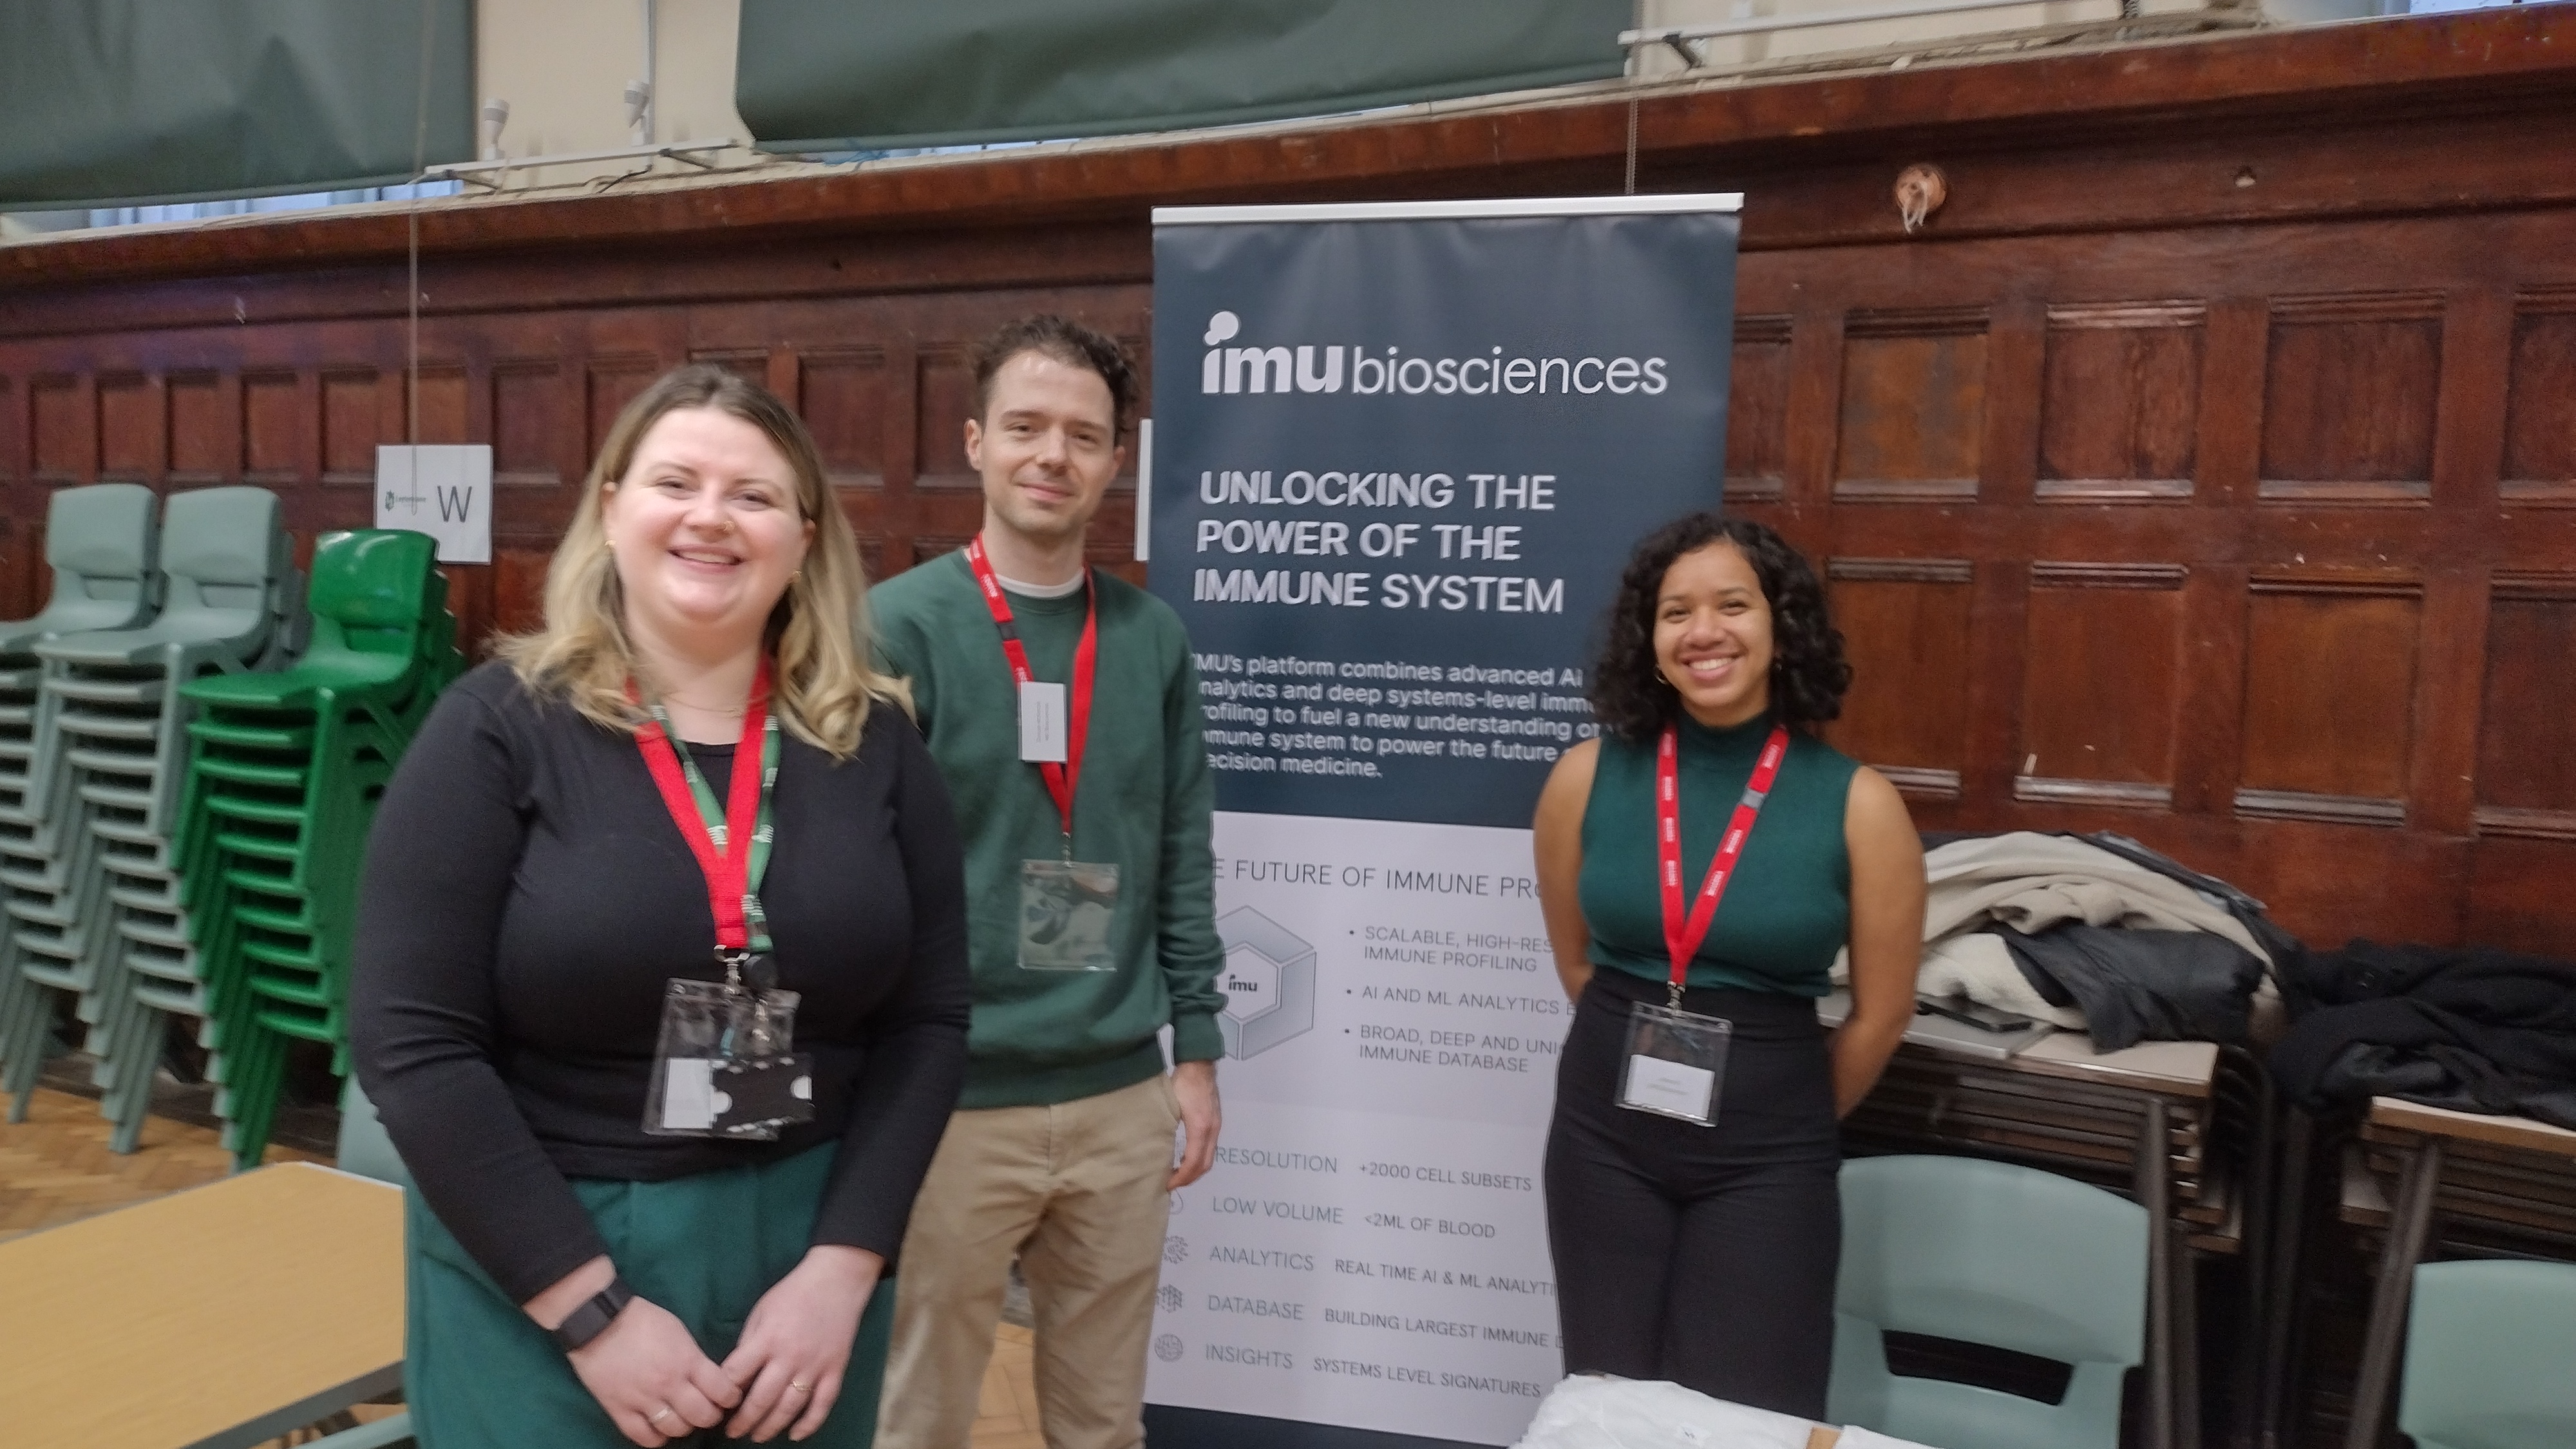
[870,315,1225,1449]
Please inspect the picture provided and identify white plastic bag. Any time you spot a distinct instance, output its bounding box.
[1512,1375,1818,1449]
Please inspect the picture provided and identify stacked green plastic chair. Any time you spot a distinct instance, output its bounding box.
[0,488,301,1143]
[0,485,163,1094]
[173,529,461,1167]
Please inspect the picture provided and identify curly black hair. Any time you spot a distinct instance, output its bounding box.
[1589,513,1851,743]
[971,314,1140,440]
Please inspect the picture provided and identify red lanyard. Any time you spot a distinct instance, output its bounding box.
[1657,722,1790,1001]
[633,658,772,955]
[964,535,1097,836]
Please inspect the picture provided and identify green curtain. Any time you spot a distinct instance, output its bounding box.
[0,0,473,209]
[737,0,1633,154]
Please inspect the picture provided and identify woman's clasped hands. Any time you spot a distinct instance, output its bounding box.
[720,1245,884,1443]
[566,1293,743,1446]
[561,1244,882,1445]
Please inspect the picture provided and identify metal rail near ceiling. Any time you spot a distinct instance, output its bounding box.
[1623,0,2186,66]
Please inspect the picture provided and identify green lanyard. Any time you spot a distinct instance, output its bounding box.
[641,699,782,956]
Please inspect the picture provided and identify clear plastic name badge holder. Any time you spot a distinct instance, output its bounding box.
[1018,858,1121,971]
[643,963,815,1140]
[1618,1001,1734,1126]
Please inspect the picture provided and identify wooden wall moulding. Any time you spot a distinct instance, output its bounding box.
[2257,291,2446,507]
[1834,308,1990,504]
[1874,766,1964,802]
[491,362,567,490]
[2014,777,2174,810]
[2472,569,2576,845]
[1826,557,1975,585]
[318,369,380,488]
[1822,556,1975,804]
[30,375,85,481]
[2237,568,2425,829]
[587,357,663,460]
[2018,560,2188,808]
[2500,287,2576,507]
[2246,569,2424,599]
[2472,807,2576,844]
[166,372,225,485]
[2037,302,2203,504]
[2029,562,2189,589]
[2233,788,2407,828]
[913,345,982,493]
[797,345,892,492]
[1724,316,1792,504]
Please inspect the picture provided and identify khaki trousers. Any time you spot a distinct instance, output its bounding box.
[877,1074,1179,1449]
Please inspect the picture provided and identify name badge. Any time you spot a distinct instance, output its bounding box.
[1019,681,1068,762]
[1617,1001,1732,1126]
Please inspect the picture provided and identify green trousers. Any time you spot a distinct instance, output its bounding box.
[406,1142,895,1448]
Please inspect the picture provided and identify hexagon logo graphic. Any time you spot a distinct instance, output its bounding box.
[1215,907,1316,1059]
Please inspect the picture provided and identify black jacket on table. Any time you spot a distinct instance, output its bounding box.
[351,662,972,1304]
[2270,940,2576,1130]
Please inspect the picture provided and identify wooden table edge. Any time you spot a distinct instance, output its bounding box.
[184,1363,406,1449]
[2365,1096,2576,1157]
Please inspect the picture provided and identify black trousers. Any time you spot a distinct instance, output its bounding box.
[1543,969,1842,1419]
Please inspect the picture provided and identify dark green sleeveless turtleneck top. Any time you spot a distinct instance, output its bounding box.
[1578,713,1861,997]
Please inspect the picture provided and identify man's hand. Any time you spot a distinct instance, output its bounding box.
[1170,1059,1221,1189]
[720,1245,883,1443]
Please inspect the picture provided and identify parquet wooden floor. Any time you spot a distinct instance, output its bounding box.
[0,1086,1049,1447]
[0,1086,319,1244]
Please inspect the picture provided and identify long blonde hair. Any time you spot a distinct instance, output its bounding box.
[500,363,903,758]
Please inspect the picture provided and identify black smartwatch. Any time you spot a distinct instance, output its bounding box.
[551,1276,636,1353]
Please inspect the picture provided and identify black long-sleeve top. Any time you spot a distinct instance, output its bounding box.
[351,662,971,1304]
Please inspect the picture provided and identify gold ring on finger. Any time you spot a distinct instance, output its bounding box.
[650,1406,675,1424]
[788,1381,811,1394]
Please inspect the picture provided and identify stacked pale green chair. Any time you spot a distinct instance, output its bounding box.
[0,487,300,1139]
[170,529,460,1167]
[0,485,162,1094]
[2396,1259,2576,1449]
[1829,1153,2148,1449]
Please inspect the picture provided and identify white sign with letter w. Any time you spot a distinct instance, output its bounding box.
[376,445,493,564]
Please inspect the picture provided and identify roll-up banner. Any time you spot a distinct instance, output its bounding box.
[1142,194,1741,1448]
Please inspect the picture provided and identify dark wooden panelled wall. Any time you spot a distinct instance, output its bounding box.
[3,12,2573,952]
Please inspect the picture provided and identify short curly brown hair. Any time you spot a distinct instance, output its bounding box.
[971,315,1139,440]
[1589,513,1851,743]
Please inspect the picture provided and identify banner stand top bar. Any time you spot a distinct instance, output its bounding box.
[1153,193,1743,225]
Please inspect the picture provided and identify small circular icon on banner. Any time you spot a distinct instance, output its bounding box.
[1155,1334,1184,1363]
[1158,1284,1184,1314]
[1203,311,1240,346]
[1168,1192,1184,1215]
[1163,1235,1189,1265]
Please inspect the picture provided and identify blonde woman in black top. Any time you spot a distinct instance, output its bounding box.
[354,365,970,1446]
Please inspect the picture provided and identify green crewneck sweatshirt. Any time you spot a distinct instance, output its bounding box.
[869,549,1226,1108]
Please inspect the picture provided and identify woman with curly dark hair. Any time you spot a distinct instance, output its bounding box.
[1531,512,1922,1417]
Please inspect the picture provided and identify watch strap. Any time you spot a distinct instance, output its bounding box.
[552,1276,636,1353]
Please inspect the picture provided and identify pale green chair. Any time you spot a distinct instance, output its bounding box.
[0,482,160,656]
[304,1080,415,1448]
[336,1077,412,1191]
[1829,1153,2148,1449]
[2397,1259,2576,1449]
